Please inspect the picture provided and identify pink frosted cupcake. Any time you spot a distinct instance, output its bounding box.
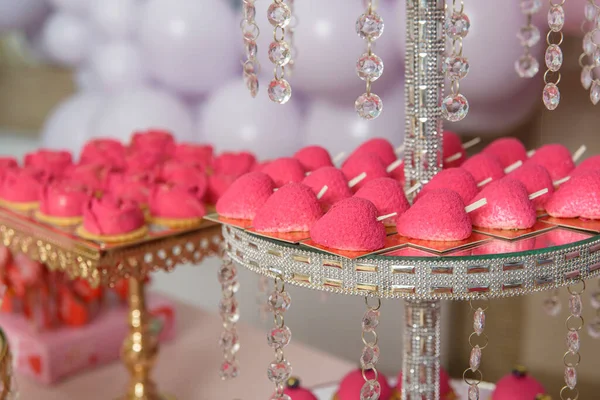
[77,195,147,242]
[491,367,546,400]
[149,184,206,228]
[36,181,92,226]
[25,149,73,178]
[0,168,45,211]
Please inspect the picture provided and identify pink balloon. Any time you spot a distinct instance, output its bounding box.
[138,0,238,96]
[88,42,148,92]
[41,12,93,66]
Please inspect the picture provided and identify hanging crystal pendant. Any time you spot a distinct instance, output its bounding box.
[268,41,292,66]
[521,0,542,14]
[268,79,292,104]
[357,53,384,81]
[543,295,562,316]
[545,44,563,72]
[585,2,598,21]
[587,317,600,338]
[473,308,485,335]
[581,66,593,90]
[267,2,291,27]
[517,25,541,47]
[445,12,470,38]
[360,380,381,400]
[548,5,565,32]
[443,56,470,79]
[515,54,539,78]
[356,12,385,40]
[543,83,560,110]
[355,93,383,120]
[470,345,482,371]
[360,345,380,367]
[468,385,479,400]
[442,94,469,122]
[583,33,595,56]
[566,330,580,353]
[591,81,600,105]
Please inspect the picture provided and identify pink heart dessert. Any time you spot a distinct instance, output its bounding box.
[443,130,466,168]
[253,183,322,232]
[341,153,389,191]
[107,172,154,207]
[508,163,554,210]
[388,160,405,185]
[159,161,208,199]
[38,181,92,224]
[174,143,213,169]
[0,168,44,209]
[354,177,410,226]
[25,149,73,177]
[149,184,207,227]
[213,152,257,178]
[335,369,393,400]
[414,168,478,205]
[482,137,527,168]
[396,367,455,400]
[545,170,600,219]
[310,197,386,251]
[281,378,318,400]
[261,157,306,187]
[461,153,504,184]
[526,143,574,180]
[130,129,175,156]
[293,145,333,171]
[397,188,472,241]
[302,166,352,210]
[572,154,600,176]
[79,138,126,169]
[81,195,146,238]
[216,172,275,220]
[346,138,397,166]
[205,173,237,205]
[491,367,546,400]
[470,178,536,229]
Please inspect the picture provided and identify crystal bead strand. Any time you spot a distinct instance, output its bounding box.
[542,0,565,110]
[542,288,562,316]
[588,280,600,338]
[515,0,542,78]
[442,0,470,122]
[355,0,385,120]
[561,280,584,400]
[241,0,260,97]
[267,0,293,104]
[360,297,382,400]
[463,296,488,400]
[285,0,297,76]
[217,253,241,380]
[580,1,600,104]
[267,274,293,400]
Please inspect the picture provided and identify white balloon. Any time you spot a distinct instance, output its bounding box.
[197,80,303,160]
[41,12,92,66]
[42,92,105,155]
[302,84,406,156]
[91,87,195,142]
[89,42,147,92]
[48,0,92,15]
[88,0,137,38]
[0,0,49,32]
[74,67,102,91]
[138,0,238,95]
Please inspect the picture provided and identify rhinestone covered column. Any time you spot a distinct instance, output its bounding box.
[402,300,441,400]
[403,0,445,190]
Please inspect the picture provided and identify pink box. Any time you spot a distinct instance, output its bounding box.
[0,294,176,384]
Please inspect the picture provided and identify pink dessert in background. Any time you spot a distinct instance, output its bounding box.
[174,143,214,169]
[310,197,386,251]
[205,174,236,205]
[253,183,322,232]
[79,138,126,169]
[508,163,554,210]
[443,131,466,168]
[293,145,333,171]
[491,367,546,400]
[470,178,537,229]
[572,154,600,176]
[213,151,257,177]
[0,157,17,171]
[24,149,73,177]
[302,166,352,210]
[387,160,405,185]
[281,378,318,400]
[149,184,206,220]
[261,157,306,187]
[126,150,168,175]
[345,138,397,166]
[107,172,154,206]
[130,129,175,155]
[397,188,472,241]
[336,369,393,400]
[396,367,455,399]
[216,172,275,220]
[545,170,600,219]
[0,168,44,204]
[83,196,145,235]
[341,153,389,191]
[461,153,504,184]
[39,181,91,218]
[414,168,478,205]
[526,143,575,180]
[67,163,113,192]
[482,137,528,168]
[354,177,410,226]
[159,161,208,198]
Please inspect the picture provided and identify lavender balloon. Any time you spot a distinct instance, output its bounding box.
[138,0,238,96]
[197,80,303,160]
[0,0,49,32]
[48,0,92,15]
[41,12,93,66]
[88,42,147,92]
[89,0,137,38]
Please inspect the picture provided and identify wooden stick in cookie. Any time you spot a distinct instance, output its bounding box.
[572,145,587,163]
[477,177,493,188]
[462,137,482,150]
[444,137,482,163]
[504,160,523,174]
[348,172,367,188]
[386,158,403,173]
[465,198,487,213]
[377,212,398,222]
[553,176,571,186]
[332,152,346,165]
[528,188,549,200]
[316,185,329,200]
[405,183,421,195]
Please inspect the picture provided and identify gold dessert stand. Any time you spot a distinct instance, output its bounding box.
[0,206,222,400]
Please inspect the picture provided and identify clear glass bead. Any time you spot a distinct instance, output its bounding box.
[518,25,541,47]
[219,330,240,353]
[585,2,598,21]
[245,73,259,98]
[565,366,577,389]
[543,296,562,316]
[515,54,539,78]
[581,66,593,90]
[267,359,292,383]
[591,290,600,309]
[267,2,291,27]
[470,345,481,371]
[219,360,239,380]
[360,380,381,400]
[268,290,292,313]
[442,93,469,122]
[244,3,256,20]
[219,297,240,323]
[569,294,582,317]
[218,262,237,285]
[548,6,565,32]
[362,309,380,332]
[468,385,479,400]
[583,33,595,56]
[222,280,240,298]
[545,44,563,72]
[246,40,257,59]
[587,317,600,338]
[268,325,292,348]
[566,330,580,353]
[445,12,470,38]
[355,93,383,120]
[360,345,380,367]
[591,80,600,105]
[521,0,542,14]
[357,53,384,81]
[543,82,560,110]
[473,308,485,335]
[268,79,292,104]
[443,56,470,79]
[269,41,291,66]
[356,12,384,41]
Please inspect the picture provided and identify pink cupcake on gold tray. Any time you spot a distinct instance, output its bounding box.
[35,181,92,226]
[149,184,206,229]
[0,168,45,211]
[76,195,148,243]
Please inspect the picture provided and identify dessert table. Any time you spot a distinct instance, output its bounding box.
[16,298,356,399]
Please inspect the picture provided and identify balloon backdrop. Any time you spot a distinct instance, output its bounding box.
[0,0,49,32]
[48,0,93,15]
[88,41,148,92]
[88,0,138,39]
[41,12,93,66]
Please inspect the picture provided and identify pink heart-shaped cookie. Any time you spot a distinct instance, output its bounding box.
[216,172,275,220]
[354,177,410,226]
[414,168,478,205]
[545,170,600,219]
